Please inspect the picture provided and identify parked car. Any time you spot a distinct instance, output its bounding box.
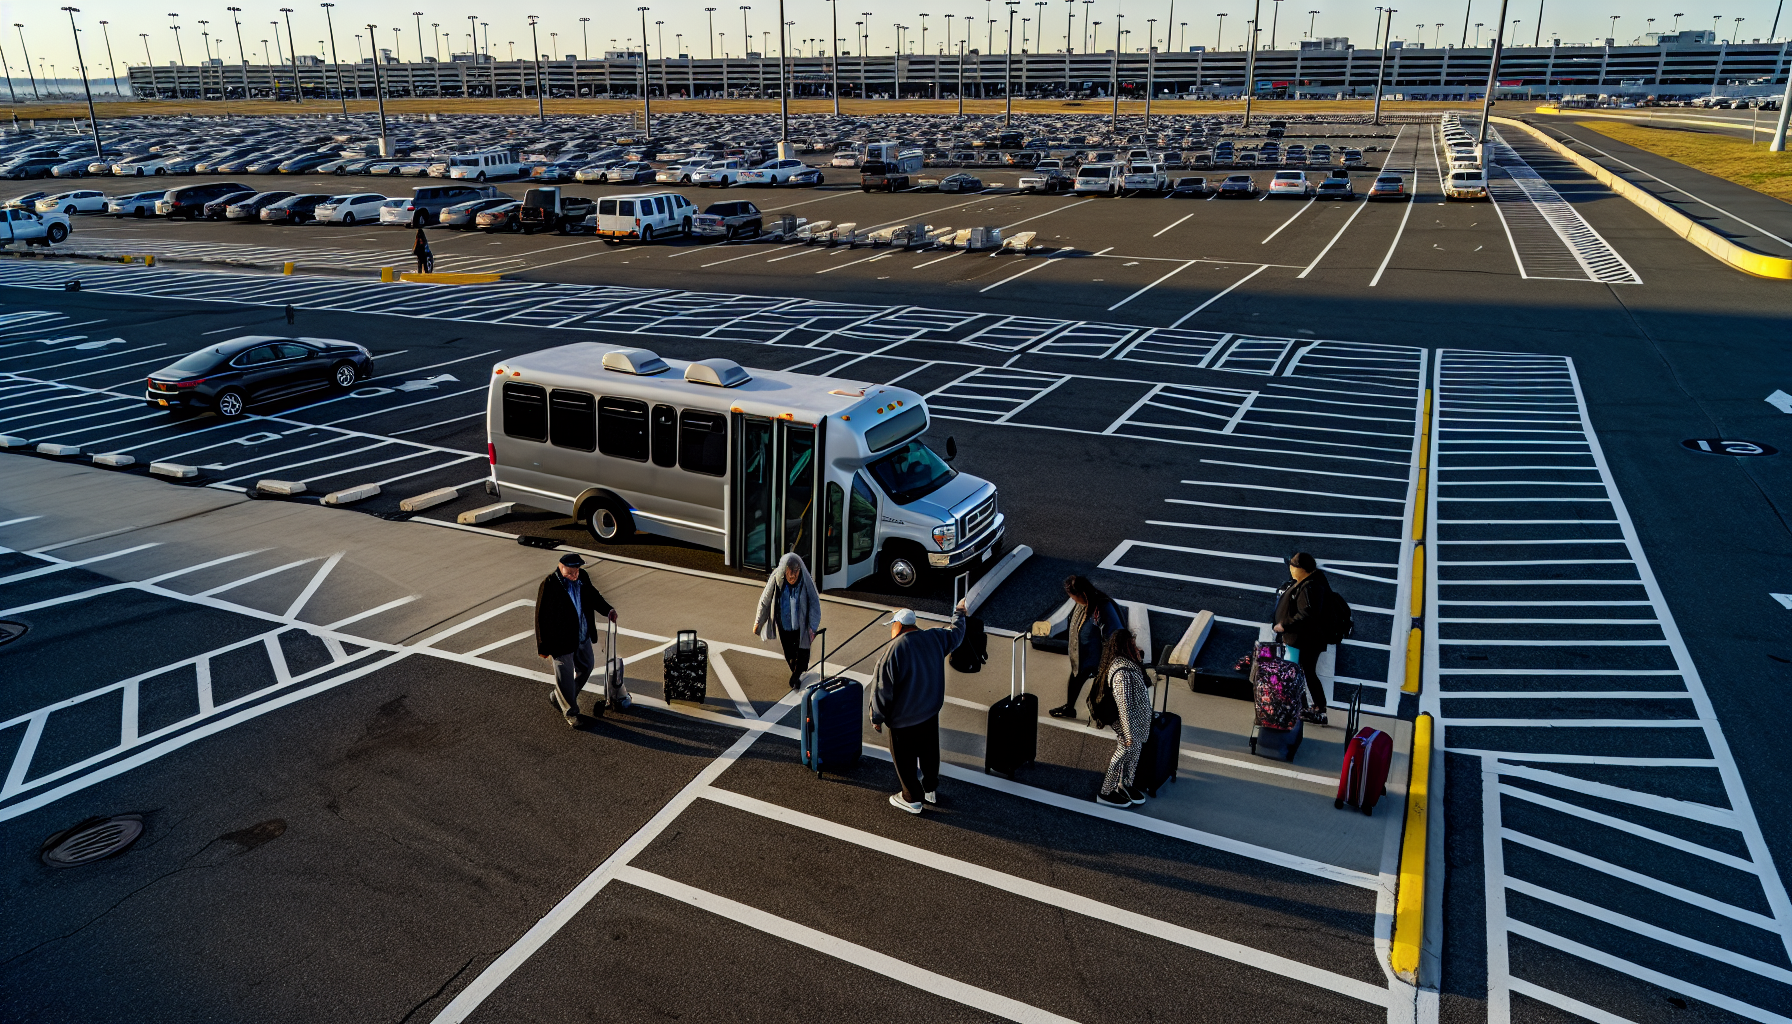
[4,190,49,210]
[1269,170,1314,197]
[595,192,698,242]
[36,190,108,216]
[1169,176,1212,196]
[936,172,983,193]
[1443,167,1488,201]
[438,197,513,229]
[738,158,808,185]
[202,190,257,219]
[0,156,62,180]
[108,190,166,217]
[1073,163,1122,196]
[691,200,764,239]
[260,193,332,224]
[157,181,256,219]
[1315,178,1356,200]
[1122,162,1170,192]
[693,160,749,186]
[278,153,339,174]
[1367,174,1408,201]
[1018,164,1073,192]
[377,198,417,225]
[225,191,295,220]
[0,207,71,245]
[785,167,825,186]
[143,335,374,419]
[655,160,707,184]
[50,156,108,178]
[604,161,657,184]
[313,193,391,224]
[475,201,524,232]
[1218,173,1259,197]
[574,160,624,182]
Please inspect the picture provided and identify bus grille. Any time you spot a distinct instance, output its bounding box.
[961,494,997,540]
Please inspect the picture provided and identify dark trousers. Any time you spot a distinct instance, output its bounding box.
[550,639,593,720]
[778,623,810,687]
[1064,665,1095,708]
[886,714,940,803]
[1289,643,1327,710]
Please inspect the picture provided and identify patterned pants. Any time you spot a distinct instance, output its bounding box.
[1102,729,1143,793]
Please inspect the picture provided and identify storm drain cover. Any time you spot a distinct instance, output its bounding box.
[41,814,145,868]
[0,621,24,647]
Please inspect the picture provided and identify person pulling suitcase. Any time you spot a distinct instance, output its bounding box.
[871,602,967,814]
[534,553,617,727]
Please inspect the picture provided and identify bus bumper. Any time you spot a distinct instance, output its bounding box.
[928,522,1005,569]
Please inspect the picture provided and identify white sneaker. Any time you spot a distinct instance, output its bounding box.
[923,790,937,805]
[889,793,924,814]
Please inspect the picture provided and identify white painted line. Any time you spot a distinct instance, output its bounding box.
[1168,265,1268,328]
[0,542,159,586]
[1153,212,1195,238]
[703,243,798,267]
[194,557,320,599]
[1107,260,1196,311]
[1296,200,1370,279]
[1260,199,1316,244]
[283,552,343,620]
[1767,390,1792,414]
[707,650,760,720]
[696,786,1389,1007]
[615,866,1087,1023]
[913,251,964,269]
[1505,921,1792,1024]
[977,247,1080,292]
[1368,128,1418,288]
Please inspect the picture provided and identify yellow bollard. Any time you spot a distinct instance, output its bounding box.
[1410,547,1425,618]
[144,254,155,267]
[1418,388,1431,469]
[380,266,394,282]
[1411,468,1427,541]
[1403,627,1422,693]
[283,261,295,275]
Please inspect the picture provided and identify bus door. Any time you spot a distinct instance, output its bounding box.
[730,414,822,577]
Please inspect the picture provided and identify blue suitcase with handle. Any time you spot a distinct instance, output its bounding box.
[801,677,863,777]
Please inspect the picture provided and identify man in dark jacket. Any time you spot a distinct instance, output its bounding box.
[1273,552,1335,724]
[535,553,616,727]
[871,602,967,814]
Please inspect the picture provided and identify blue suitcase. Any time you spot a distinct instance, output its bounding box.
[801,677,863,777]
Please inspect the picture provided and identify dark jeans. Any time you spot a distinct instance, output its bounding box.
[1063,665,1095,708]
[778,623,810,687]
[886,714,940,803]
[549,639,593,720]
[1287,643,1327,710]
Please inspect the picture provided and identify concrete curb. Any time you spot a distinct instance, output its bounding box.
[322,483,381,505]
[964,544,1033,616]
[398,271,508,284]
[149,462,197,479]
[0,435,29,448]
[93,453,135,467]
[34,443,79,456]
[1494,115,1792,281]
[256,479,307,496]
[457,502,513,525]
[399,486,460,512]
[1389,713,1434,984]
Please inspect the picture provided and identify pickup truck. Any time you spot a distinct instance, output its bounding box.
[517,186,596,235]
[1,207,70,245]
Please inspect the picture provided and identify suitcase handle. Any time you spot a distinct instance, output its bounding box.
[1008,633,1027,700]
[812,627,825,681]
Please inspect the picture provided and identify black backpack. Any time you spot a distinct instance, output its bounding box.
[949,615,988,673]
[1323,590,1355,646]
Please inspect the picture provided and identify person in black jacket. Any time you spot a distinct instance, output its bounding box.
[535,553,616,727]
[1273,552,1335,725]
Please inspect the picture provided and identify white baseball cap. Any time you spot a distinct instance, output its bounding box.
[886,608,917,627]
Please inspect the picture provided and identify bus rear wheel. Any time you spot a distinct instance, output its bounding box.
[586,498,635,544]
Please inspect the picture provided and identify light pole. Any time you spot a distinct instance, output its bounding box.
[63,8,103,157]
[828,0,840,113]
[639,7,653,133]
[1372,6,1393,123]
[1459,0,1472,47]
[1242,0,1260,125]
[1476,0,1509,145]
[323,4,348,116]
[169,15,186,77]
[957,38,965,113]
[1003,0,1018,124]
[1215,13,1226,52]
[656,20,666,96]
[365,23,390,155]
[777,0,789,148]
[527,15,544,123]
[1269,0,1282,49]
[99,19,121,97]
[581,17,590,59]
[16,24,40,101]
[1608,15,1618,43]
[1144,17,1156,128]
[433,22,441,61]
[282,8,301,102]
[1308,9,1318,39]
[1109,13,1119,126]
[226,7,247,101]
[139,33,155,100]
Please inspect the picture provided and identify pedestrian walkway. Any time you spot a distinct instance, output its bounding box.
[33,235,526,275]
[1520,117,1792,260]
[1425,349,1792,1024]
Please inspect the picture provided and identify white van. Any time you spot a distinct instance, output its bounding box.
[1443,167,1488,200]
[487,346,1005,590]
[595,192,698,242]
[1073,163,1122,195]
[448,150,523,182]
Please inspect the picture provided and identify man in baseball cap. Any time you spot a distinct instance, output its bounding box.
[870,600,967,814]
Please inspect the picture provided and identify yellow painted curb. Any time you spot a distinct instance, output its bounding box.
[1403,627,1421,694]
[1410,547,1425,618]
[1390,713,1433,983]
[1418,388,1431,470]
[1411,469,1427,541]
[399,271,508,284]
[1493,115,1792,281]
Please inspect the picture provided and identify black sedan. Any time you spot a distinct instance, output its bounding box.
[226,190,294,220]
[203,190,257,219]
[144,335,374,418]
[259,193,332,224]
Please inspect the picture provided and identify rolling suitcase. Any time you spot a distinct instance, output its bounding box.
[1135,670,1181,797]
[984,634,1037,779]
[800,677,863,778]
[1247,641,1305,762]
[661,629,709,704]
[591,617,627,716]
[1335,726,1394,815]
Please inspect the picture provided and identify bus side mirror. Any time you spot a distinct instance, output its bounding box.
[944,436,957,462]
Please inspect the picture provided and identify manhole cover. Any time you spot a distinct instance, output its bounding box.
[41,814,144,868]
[0,621,23,647]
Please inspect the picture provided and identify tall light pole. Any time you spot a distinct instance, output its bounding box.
[1476,0,1509,145]
[1003,0,1018,124]
[777,0,789,148]
[99,19,120,96]
[1109,12,1120,127]
[282,8,301,102]
[1460,0,1472,47]
[1372,6,1393,122]
[16,24,40,100]
[1144,17,1156,128]
[1269,0,1282,48]
[366,23,389,155]
[433,22,441,61]
[957,38,965,113]
[828,0,840,113]
[1241,0,1260,125]
[63,8,103,157]
[198,18,211,63]
[226,7,247,102]
[169,14,186,72]
[412,12,424,64]
[1535,1,1545,45]
[581,17,590,59]
[1308,9,1318,39]
[1215,13,1226,51]
[139,33,155,100]
[323,4,348,116]
[527,15,544,123]
[0,42,17,105]
[639,7,653,133]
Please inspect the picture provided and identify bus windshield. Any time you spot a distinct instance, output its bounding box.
[867,441,957,505]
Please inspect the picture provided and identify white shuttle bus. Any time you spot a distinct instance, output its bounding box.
[448,150,523,181]
[485,345,1005,590]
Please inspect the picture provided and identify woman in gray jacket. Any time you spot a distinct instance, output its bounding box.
[753,552,822,688]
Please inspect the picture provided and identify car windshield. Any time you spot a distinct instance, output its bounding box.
[867,440,957,506]
[168,348,224,374]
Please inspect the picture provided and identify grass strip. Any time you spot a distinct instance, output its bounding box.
[1574,119,1792,204]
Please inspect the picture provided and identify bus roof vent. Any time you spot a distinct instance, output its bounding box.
[684,358,751,388]
[602,348,669,376]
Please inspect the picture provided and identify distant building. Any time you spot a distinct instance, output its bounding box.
[1299,37,1351,51]
[1647,30,1717,46]
[604,49,643,59]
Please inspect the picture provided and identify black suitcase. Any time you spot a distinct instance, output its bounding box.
[662,629,708,704]
[1135,672,1181,797]
[985,634,1037,779]
[949,614,987,673]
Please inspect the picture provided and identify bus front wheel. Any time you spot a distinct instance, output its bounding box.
[881,547,925,590]
[587,499,635,544]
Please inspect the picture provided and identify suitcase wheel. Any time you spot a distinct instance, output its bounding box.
[1334,798,1346,810]
[1363,804,1374,817]
[1248,738,1257,753]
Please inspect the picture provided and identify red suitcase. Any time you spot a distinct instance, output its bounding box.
[1335,726,1393,815]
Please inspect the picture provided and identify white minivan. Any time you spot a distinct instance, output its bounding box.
[1443,167,1488,200]
[596,192,698,242]
[1073,163,1122,195]
[448,150,523,182]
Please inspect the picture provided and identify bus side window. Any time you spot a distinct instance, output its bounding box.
[502,382,547,442]
[848,475,877,565]
[825,482,844,575]
[678,410,727,476]
[597,397,649,461]
[549,389,595,451]
[650,404,677,467]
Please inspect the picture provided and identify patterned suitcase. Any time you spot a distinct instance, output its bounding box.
[1246,641,1305,762]
[661,629,708,703]
[1335,726,1394,815]
[984,634,1037,779]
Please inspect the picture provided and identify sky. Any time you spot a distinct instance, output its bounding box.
[3,0,1784,83]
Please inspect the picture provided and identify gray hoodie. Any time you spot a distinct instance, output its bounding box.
[869,610,966,729]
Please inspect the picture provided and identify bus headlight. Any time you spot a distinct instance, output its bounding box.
[932,523,958,551]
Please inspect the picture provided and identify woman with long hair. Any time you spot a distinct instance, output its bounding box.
[753,552,822,688]
[1049,574,1126,720]
[1090,628,1151,808]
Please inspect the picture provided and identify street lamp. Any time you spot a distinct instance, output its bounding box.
[98,19,121,97]
[281,8,302,103]
[16,24,40,101]
[62,7,104,158]
[365,23,390,155]
[169,15,186,79]
[1269,0,1283,48]
[139,33,155,101]
[527,15,544,123]
[1371,6,1394,123]
[1215,13,1227,51]
[226,7,247,101]
[581,17,591,60]
[1003,0,1017,125]
[323,3,348,117]
[1308,9,1319,39]
[639,7,653,134]
[1476,0,1510,147]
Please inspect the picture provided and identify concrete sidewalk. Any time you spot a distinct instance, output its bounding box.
[1520,114,1792,259]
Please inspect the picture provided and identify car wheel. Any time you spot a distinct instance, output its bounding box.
[640,225,653,242]
[46,223,66,244]
[342,213,355,225]
[586,498,635,543]
[681,217,691,236]
[63,205,76,216]
[330,361,359,389]
[881,548,923,590]
[724,225,737,241]
[476,172,486,182]
[214,388,246,419]
[134,208,145,218]
[411,212,424,228]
